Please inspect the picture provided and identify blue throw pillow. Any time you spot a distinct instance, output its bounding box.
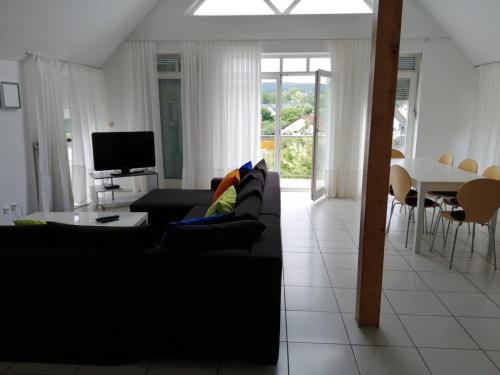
[160,212,235,248]
[172,212,234,226]
[238,161,253,179]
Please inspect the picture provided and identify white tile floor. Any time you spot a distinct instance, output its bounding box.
[4,192,500,374]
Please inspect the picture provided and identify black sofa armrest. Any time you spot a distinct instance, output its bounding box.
[211,178,223,191]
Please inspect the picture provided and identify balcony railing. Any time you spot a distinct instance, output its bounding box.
[260,135,313,179]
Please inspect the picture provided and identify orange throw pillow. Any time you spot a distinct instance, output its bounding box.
[213,169,240,202]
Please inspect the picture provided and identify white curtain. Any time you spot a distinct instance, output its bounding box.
[124,41,165,189]
[469,63,500,171]
[181,40,261,189]
[326,40,371,199]
[22,55,74,211]
[68,64,108,206]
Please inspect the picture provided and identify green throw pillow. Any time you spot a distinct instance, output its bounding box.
[13,219,47,226]
[205,185,237,217]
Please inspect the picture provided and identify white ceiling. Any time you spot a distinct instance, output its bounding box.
[0,0,158,67]
[417,0,500,65]
[0,0,497,67]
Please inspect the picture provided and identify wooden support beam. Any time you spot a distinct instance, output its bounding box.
[356,0,403,326]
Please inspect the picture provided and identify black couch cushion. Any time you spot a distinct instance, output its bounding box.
[236,176,264,205]
[260,172,281,217]
[130,189,212,217]
[234,194,263,220]
[0,225,52,249]
[237,169,265,193]
[163,220,266,251]
[253,159,268,180]
[47,222,154,251]
[184,206,211,220]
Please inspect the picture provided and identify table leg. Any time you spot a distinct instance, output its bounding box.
[413,182,426,253]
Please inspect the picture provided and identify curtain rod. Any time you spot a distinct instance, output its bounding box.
[24,51,101,70]
[474,61,500,68]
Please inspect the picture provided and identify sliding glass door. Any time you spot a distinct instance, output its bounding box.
[261,55,331,190]
[311,70,332,201]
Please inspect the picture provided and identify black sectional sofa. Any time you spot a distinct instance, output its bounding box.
[0,170,282,365]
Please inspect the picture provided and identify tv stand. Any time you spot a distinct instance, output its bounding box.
[110,169,145,177]
[90,169,159,208]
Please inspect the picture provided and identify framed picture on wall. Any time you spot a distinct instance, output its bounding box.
[0,81,21,109]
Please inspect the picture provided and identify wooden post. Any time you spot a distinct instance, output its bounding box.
[356,0,403,326]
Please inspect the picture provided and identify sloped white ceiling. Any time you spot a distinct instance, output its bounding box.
[418,0,500,65]
[0,0,158,67]
[129,0,447,41]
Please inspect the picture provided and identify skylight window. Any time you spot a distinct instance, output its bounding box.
[291,0,372,14]
[270,0,296,13]
[194,0,274,15]
[190,0,373,16]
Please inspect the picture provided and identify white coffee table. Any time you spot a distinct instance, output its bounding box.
[23,212,148,227]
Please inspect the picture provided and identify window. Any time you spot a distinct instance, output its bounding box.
[291,0,371,14]
[190,0,372,15]
[393,55,420,158]
[157,54,183,180]
[260,54,331,187]
[282,58,307,72]
[261,58,280,73]
[194,0,274,15]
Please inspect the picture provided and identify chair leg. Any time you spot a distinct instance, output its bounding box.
[467,222,471,235]
[489,226,497,271]
[493,228,497,271]
[386,199,396,234]
[406,207,413,248]
[443,220,452,248]
[430,206,436,235]
[471,223,476,253]
[449,223,462,269]
[430,214,441,252]
[441,213,447,242]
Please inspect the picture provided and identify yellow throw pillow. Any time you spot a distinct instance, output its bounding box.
[13,219,47,226]
[206,185,237,217]
[213,169,240,202]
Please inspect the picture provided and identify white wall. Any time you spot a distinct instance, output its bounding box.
[103,43,129,131]
[0,59,28,223]
[401,38,477,163]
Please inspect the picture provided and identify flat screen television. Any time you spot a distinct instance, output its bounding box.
[92,131,155,174]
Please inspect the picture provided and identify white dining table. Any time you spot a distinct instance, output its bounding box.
[391,158,482,252]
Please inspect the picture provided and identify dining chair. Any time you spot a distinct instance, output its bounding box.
[391,149,405,158]
[430,178,500,270]
[441,165,500,250]
[438,152,454,166]
[483,165,500,180]
[428,158,479,230]
[386,165,440,247]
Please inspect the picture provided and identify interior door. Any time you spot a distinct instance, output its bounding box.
[311,69,332,200]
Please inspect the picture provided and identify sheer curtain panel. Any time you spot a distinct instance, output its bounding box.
[326,40,371,199]
[181,40,261,189]
[469,63,500,170]
[22,55,74,211]
[125,41,165,189]
[69,64,108,206]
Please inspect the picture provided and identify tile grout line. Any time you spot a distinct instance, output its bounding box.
[381,289,434,375]
[305,200,362,375]
[396,242,493,373]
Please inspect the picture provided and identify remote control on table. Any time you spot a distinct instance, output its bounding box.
[95,215,120,223]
